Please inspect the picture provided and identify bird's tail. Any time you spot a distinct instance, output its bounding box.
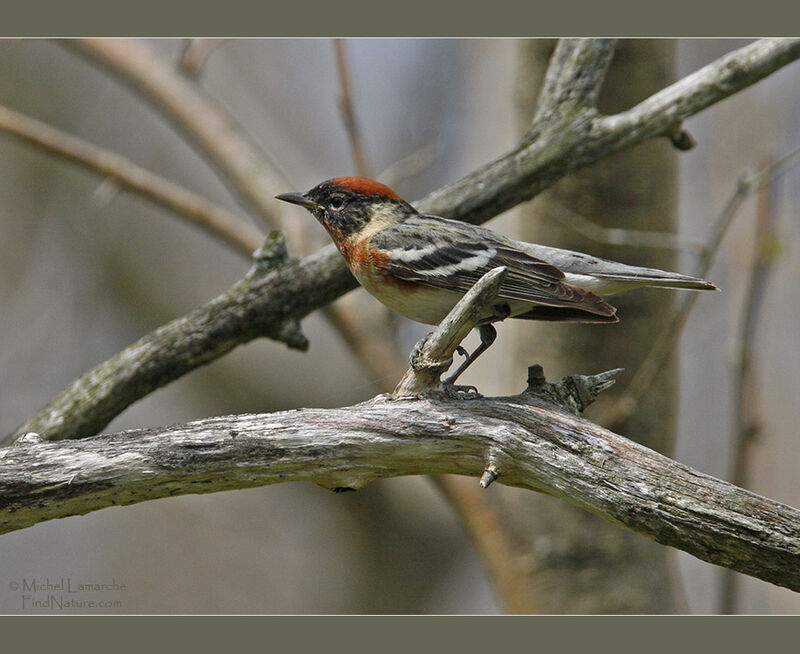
[594,270,718,292]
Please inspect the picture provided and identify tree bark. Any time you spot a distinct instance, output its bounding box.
[4,374,800,595]
[497,39,685,613]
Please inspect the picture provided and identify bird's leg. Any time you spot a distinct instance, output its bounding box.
[444,323,498,385]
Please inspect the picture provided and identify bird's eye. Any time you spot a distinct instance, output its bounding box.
[329,196,345,210]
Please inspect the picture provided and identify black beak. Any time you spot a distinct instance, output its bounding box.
[275,192,321,211]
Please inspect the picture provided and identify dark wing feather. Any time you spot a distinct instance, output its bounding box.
[373,217,616,317]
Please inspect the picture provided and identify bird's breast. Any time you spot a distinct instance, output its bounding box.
[353,266,463,325]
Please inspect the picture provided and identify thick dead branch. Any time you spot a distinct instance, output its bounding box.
[0,104,264,256]
[528,38,617,125]
[2,379,800,593]
[8,38,800,446]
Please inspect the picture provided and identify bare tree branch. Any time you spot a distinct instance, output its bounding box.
[4,232,321,444]
[422,39,800,228]
[334,38,370,177]
[546,199,707,255]
[528,38,617,127]
[179,38,227,79]
[598,39,800,150]
[0,104,264,256]
[63,38,288,228]
[3,377,800,593]
[427,474,537,613]
[8,38,800,447]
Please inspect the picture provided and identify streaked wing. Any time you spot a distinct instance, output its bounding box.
[372,216,616,317]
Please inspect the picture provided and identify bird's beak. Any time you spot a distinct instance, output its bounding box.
[275,192,321,211]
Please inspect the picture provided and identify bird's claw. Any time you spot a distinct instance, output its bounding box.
[455,345,469,359]
[441,382,482,400]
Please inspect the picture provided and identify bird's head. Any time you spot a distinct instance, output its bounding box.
[276,177,416,242]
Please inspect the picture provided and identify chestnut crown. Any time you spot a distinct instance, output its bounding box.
[276,176,416,237]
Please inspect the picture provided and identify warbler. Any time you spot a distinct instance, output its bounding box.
[277,177,716,383]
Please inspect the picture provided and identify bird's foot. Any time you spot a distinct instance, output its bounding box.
[440,382,483,400]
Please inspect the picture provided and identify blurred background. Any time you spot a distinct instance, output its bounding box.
[0,38,798,614]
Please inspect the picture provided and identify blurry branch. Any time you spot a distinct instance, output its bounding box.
[599,146,800,429]
[4,376,800,594]
[0,104,264,256]
[548,200,707,255]
[720,154,782,614]
[334,39,370,177]
[8,38,800,447]
[63,39,287,229]
[5,232,319,443]
[387,268,537,613]
[320,304,408,383]
[428,475,538,614]
[377,141,442,189]
[179,39,227,79]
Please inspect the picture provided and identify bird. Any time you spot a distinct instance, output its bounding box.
[276,176,717,384]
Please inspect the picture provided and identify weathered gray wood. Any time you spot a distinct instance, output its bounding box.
[2,382,799,592]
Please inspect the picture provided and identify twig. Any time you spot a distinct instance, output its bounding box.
[3,381,800,594]
[179,39,227,79]
[333,39,370,177]
[719,154,781,614]
[393,267,508,397]
[0,104,264,256]
[9,38,800,446]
